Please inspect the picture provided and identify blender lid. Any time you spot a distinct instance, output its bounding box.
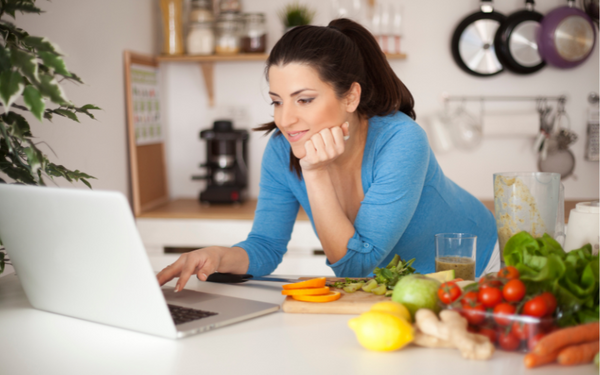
[213,120,234,132]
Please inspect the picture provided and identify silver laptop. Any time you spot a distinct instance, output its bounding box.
[0,184,280,339]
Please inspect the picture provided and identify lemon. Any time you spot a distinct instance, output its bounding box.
[369,301,412,322]
[348,311,414,351]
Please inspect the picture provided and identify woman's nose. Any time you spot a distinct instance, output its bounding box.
[278,103,298,129]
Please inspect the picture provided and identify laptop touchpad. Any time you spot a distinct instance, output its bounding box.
[163,288,218,304]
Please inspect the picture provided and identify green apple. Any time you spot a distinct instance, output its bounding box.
[392,275,441,319]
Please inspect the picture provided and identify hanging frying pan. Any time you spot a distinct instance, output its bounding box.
[451,0,507,77]
[581,0,599,24]
[494,0,545,74]
[537,0,597,68]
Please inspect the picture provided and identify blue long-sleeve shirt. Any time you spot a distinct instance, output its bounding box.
[234,111,497,277]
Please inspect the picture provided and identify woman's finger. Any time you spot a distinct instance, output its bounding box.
[310,133,327,161]
[156,254,187,286]
[330,126,345,154]
[319,128,337,158]
[303,139,317,161]
[175,254,205,292]
[196,258,216,281]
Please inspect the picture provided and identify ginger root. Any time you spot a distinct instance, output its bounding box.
[414,309,495,360]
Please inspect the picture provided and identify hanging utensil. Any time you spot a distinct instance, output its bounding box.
[538,99,577,179]
[537,0,597,69]
[451,0,507,77]
[494,0,545,74]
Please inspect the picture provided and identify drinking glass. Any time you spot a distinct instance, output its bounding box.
[435,233,477,281]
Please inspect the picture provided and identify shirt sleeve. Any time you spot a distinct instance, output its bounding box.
[232,134,299,277]
[327,123,430,277]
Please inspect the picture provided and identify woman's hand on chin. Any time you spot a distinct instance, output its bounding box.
[300,122,349,172]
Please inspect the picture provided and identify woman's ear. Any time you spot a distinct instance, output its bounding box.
[345,82,361,113]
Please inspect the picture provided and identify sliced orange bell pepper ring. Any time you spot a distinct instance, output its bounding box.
[282,277,327,290]
[281,287,330,296]
[291,292,342,303]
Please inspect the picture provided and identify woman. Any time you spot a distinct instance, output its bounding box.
[158,19,499,292]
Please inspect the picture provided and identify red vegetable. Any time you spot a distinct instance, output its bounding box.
[461,291,478,305]
[493,303,516,326]
[539,292,557,316]
[438,281,462,304]
[502,279,526,302]
[498,330,521,351]
[461,303,486,325]
[523,296,548,318]
[478,287,503,308]
[511,320,538,341]
[497,266,520,280]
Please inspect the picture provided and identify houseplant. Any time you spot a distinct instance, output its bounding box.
[278,1,315,32]
[0,0,100,275]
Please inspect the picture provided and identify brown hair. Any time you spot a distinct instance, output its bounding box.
[255,18,415,178]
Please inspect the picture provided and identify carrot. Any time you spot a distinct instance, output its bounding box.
[282,277,327,290]
[557,340,600,366]
[524,351,559,368]
[534,322,599,356]
[291,291,341,303]
[281,286,330,296]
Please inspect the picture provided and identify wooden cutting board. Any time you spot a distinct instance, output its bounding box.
[282,278,390,314]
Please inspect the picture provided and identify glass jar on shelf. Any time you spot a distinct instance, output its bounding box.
[219,0,242,13]
[187,21,215,55]
[189,0,214,23]
[241,13,267,53]
[215,12,242,55]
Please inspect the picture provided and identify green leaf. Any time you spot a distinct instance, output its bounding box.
[35,74,69,105]
[0,47,11,73]
[503,231,538,266]
[10,47,38,82]
[53,108,79,122]
[0,70,24,110]
[3,111,32,140]
[38,51,70,77]
[75,104,101,120]
[23,36,58,54]
[23,146,43,179]
[23,85,45,121]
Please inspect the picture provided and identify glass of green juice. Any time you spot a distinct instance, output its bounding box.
[435,233,477,281]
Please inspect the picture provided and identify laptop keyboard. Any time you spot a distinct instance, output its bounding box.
[167,304,218,325]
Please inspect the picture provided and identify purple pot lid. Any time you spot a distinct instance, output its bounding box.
[537,5,597,68]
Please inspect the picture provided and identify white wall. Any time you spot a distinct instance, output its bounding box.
[7,0,598,202]
[165,0,599,202]
[9,0,158,196]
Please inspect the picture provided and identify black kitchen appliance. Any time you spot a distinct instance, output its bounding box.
[192,120,249,204]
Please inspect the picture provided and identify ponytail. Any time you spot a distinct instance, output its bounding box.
[255,18,415,177]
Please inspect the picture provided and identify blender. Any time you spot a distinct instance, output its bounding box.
[493,172,564,264]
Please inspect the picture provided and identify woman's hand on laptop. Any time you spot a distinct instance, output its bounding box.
[156,246,249,292]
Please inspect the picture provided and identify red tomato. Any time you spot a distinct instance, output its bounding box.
[478,327,497,343]
[523,296,548,318]
[478,287,503,308]
[502,279,526,302]
[511,321,538,341]
[461,303,486,325]
[461,291,479,305]
[497,266,520,280]
[527,332,546,352]
[493,303,516,326]
[498,330,521,351]
[540,292,557,316]
[479,275,503,289]
[438,282,462,305]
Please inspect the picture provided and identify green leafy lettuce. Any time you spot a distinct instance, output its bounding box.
[503,231,599,326]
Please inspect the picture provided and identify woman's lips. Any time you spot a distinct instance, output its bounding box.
[287,130,308,142]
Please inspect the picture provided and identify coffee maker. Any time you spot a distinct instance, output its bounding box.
[192,120,249,204]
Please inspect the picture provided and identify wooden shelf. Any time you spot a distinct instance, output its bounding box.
[138,198,310,221]
[157,52,407,107]
[156,53,269,62]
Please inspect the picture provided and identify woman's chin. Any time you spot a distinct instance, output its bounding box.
[290,146,306,160]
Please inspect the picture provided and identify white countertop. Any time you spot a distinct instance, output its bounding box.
[0,257,596,375]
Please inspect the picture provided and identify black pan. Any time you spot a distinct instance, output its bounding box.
[451,0,507,77]
[494,0,545,74]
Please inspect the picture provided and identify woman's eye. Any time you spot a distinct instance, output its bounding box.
[270,101,281,107]
[298,98,314,104]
